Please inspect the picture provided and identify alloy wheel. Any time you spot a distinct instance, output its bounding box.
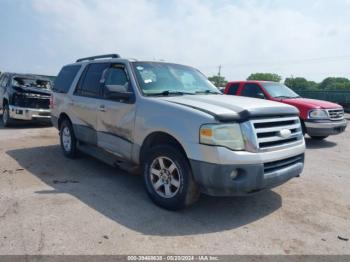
[149,156,181,198]
[62,126,72,152]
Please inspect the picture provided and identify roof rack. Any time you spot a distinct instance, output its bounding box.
[76,54,121,63]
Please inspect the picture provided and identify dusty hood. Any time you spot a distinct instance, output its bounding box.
[159,94,298,121]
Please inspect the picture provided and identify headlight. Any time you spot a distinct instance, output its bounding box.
[308,109,329,119]
[200,123,245,151]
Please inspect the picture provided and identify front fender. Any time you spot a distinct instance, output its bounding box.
[132,98,216,163]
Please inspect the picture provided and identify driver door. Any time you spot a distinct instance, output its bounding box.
[96,64,136,160]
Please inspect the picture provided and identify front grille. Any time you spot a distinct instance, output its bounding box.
[264,154,303,173]
[14,95,50,109]
[251,116,303,151]
[327,109,344,120]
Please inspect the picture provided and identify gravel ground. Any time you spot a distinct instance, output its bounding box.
[0,117,349,255]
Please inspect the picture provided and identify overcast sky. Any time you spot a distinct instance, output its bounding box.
[0,0,349,82]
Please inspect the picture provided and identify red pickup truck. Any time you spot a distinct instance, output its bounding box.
[224,81,347,140]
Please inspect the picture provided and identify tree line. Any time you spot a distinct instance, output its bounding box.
[209,73,350,91]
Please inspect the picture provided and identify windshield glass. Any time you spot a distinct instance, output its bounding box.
[132,62,220,96]
[262,82,300,98]
[12,77,52,90]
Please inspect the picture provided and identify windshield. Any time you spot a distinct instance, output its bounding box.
[132,62,220,96]
[262,82,300,98]
[12,77,52,90]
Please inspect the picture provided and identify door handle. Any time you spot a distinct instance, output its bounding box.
[99,105,106,112]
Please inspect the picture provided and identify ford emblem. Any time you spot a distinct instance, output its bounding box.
[279,129,292,139]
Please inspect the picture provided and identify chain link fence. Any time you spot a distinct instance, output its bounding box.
[295,90,350,112]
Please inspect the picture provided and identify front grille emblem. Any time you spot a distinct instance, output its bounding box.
[279,129,292,139]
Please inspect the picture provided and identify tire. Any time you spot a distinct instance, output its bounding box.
[310,136,328,140]
[2,104,13,127]
[143,145,200,210]
[59,119,77,158]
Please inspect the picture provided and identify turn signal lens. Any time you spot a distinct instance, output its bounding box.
[200,128,213,137]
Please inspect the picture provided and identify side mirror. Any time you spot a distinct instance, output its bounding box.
[256,92,265,99]
[105,84,133,101]
[105,84,128,93]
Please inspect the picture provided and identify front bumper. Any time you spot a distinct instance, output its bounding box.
[305,119,347,137]
[190,153,304,196]
[9,105,51,121]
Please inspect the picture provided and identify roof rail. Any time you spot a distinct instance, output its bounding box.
[76,54,121,63]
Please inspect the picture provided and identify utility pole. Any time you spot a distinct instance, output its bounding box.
[217,65,222,87]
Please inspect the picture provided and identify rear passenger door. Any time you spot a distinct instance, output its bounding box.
[71,62,110,145]
[240,83,266,99]
[96,63,136,160]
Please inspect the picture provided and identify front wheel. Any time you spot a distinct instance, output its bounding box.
[143,145,200,210]
[60,120,77,158]
[2,104,13,127]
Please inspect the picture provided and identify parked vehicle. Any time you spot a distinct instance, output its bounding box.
[0,73,52,126]
[51,54,305,209]
[224,81,348,140]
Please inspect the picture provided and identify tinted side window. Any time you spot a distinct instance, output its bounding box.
[227,83,240,95]
[76,63,109,98]
[54,65,81,93]
[241,84,265,99]
[105,67,128,86]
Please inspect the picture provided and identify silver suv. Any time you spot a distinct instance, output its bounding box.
[51,54,305,210]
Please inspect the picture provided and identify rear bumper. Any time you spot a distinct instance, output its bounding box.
[190,153,304,196]
[305,119,347,137]
[9,105,51,121]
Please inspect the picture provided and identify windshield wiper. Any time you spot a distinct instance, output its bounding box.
[146,90,195,96]
[274,95,301,99]
[274,96,292,99]
[195,90,221,95]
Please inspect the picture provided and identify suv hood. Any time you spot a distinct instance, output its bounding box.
[159,94,298,121]
[281,97,342,109]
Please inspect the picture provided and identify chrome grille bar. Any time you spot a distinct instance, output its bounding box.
[327,109,344,120]
[251,116,304,151]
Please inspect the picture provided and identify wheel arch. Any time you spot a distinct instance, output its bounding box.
[2,98,8,106]
[58,112,72,130]
[139,132,188,165]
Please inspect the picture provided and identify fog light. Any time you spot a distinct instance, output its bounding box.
[230,170,238,180]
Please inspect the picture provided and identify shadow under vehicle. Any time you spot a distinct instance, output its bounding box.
[7,144,282,236]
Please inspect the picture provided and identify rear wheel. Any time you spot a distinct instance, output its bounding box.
[60,120,77,158]
[310,136,328,140]
[143,145,200,210]
[2,104,13,127]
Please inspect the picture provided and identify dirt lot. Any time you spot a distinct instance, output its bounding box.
[0,117,349,255]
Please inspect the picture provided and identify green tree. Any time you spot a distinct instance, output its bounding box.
[208,75,228,88]
[319,77,350,90]
[247,73,282,82]
[284,77,318,91]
